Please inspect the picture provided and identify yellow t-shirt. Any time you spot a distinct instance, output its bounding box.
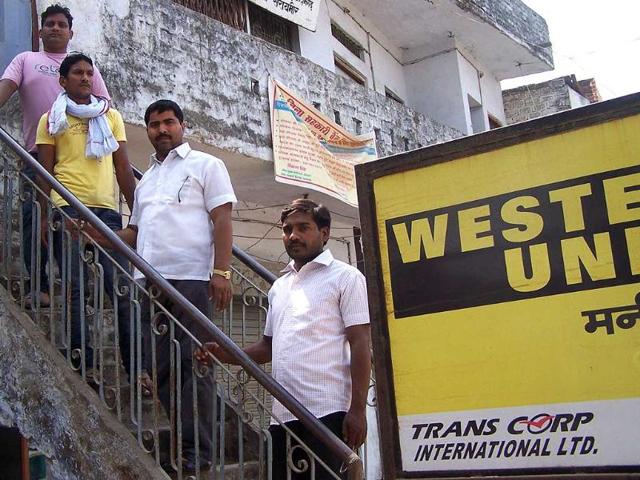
[35,109,127,210]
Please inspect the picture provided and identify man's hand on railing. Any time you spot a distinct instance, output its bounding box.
[209,274,232,312]
[72,220,112,248]
[195,341,234,365]
[342,407,367,450]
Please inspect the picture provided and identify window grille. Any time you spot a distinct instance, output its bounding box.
[248,2,294,51]
[334,54,366,86]
[331,22,364,60]
[174,0,247,31]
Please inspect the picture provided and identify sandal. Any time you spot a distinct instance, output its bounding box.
[137,372,154,397]
[24,292,51,309]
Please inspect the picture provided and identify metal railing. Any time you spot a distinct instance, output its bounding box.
[0,126,362,479]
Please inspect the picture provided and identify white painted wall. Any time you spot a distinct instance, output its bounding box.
[457,51,482,133]
[369,36,406,100]
[298,0,408,100]
[480,70,506,126]
[568,87,590,108]
[404,49,467,134]
[297,0,336,72]
[296,0,518,133]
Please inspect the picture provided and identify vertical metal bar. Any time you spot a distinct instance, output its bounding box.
[150,297,161,465]
[175,334,183,477]
[46,204,55,346]
[211,362,218,480]
[238,411,244,480]
[33,196,42,316]
[6,173,14,299]
[219,398,226,480]
[17,174,27,311]
[191,338,201,477]
[93,253,105,396]
[63,226,71,363]
[78,233,87,379]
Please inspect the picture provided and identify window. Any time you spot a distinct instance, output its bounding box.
[331,22,364,60]
[334,110,341,125]
[248,2,297,52]
[174,0,247,31]
[385,87,404,105]
[334,54,366,86]
[353,118,362,135]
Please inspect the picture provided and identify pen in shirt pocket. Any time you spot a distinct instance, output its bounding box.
[177,175,190,203]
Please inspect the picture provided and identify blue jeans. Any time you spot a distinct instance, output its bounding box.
[53,206,133,377]
[22,159,49,294]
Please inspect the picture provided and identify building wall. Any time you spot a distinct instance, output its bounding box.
[480,70,506,126]
[297,2,335,72]
[404,49,468,134]
[455,0,552,68]
[502,77,591,125]
[36,0,459,164]
[308,0,408,101]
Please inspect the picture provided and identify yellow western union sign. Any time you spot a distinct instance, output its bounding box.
[357,96,640,477]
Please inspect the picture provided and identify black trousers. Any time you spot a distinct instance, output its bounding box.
[142,279,215,461]
[269,411,347,480]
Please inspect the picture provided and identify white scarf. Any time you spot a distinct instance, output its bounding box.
[47,93,119,159]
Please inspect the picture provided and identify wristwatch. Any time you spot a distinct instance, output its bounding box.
[212,269,231,280]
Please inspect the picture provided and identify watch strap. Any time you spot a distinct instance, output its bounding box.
[212,269,231,280]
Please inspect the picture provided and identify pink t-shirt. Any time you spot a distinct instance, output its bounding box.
[1,51,110,152]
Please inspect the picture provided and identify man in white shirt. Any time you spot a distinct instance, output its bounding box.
[94,99,236,473]
[199,198,372,479]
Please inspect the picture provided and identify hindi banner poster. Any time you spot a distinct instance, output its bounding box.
[248,0,321,31]
[269,78,377,207]
[356,95,640,478]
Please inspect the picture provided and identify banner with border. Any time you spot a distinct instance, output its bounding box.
[269,78,377,207]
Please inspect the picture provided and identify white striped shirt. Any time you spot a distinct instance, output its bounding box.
[265,249,370,423]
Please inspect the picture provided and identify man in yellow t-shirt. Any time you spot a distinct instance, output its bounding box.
[35,53,137,381]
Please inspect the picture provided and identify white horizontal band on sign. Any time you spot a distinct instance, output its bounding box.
[398,398,640,472]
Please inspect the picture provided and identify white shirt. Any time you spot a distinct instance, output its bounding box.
[264,250,370,423]
[130,142,237,280]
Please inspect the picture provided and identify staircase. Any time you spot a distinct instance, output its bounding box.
[0,127,362,479]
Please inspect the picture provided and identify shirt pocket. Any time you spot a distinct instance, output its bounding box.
[164,175,193,204]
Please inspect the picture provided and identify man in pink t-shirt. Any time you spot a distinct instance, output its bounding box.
[0,4,110,306]
[0,4,110,152]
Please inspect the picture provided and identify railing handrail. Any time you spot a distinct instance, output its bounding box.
[0,126,360,474]
[130,164,278,285]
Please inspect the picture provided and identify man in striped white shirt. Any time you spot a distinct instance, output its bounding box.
[201,198,371,479]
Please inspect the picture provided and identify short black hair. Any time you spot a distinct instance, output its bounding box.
[280,198,331,230]
[144,100,184,126]
[59,53,92,78]
[41,4,73,29]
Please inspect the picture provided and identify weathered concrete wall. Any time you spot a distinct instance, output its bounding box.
[502,78,573,125]
[40,0,460,161]
[0,96,23,146]
[456,0,553,67]
[0,287,167,480]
